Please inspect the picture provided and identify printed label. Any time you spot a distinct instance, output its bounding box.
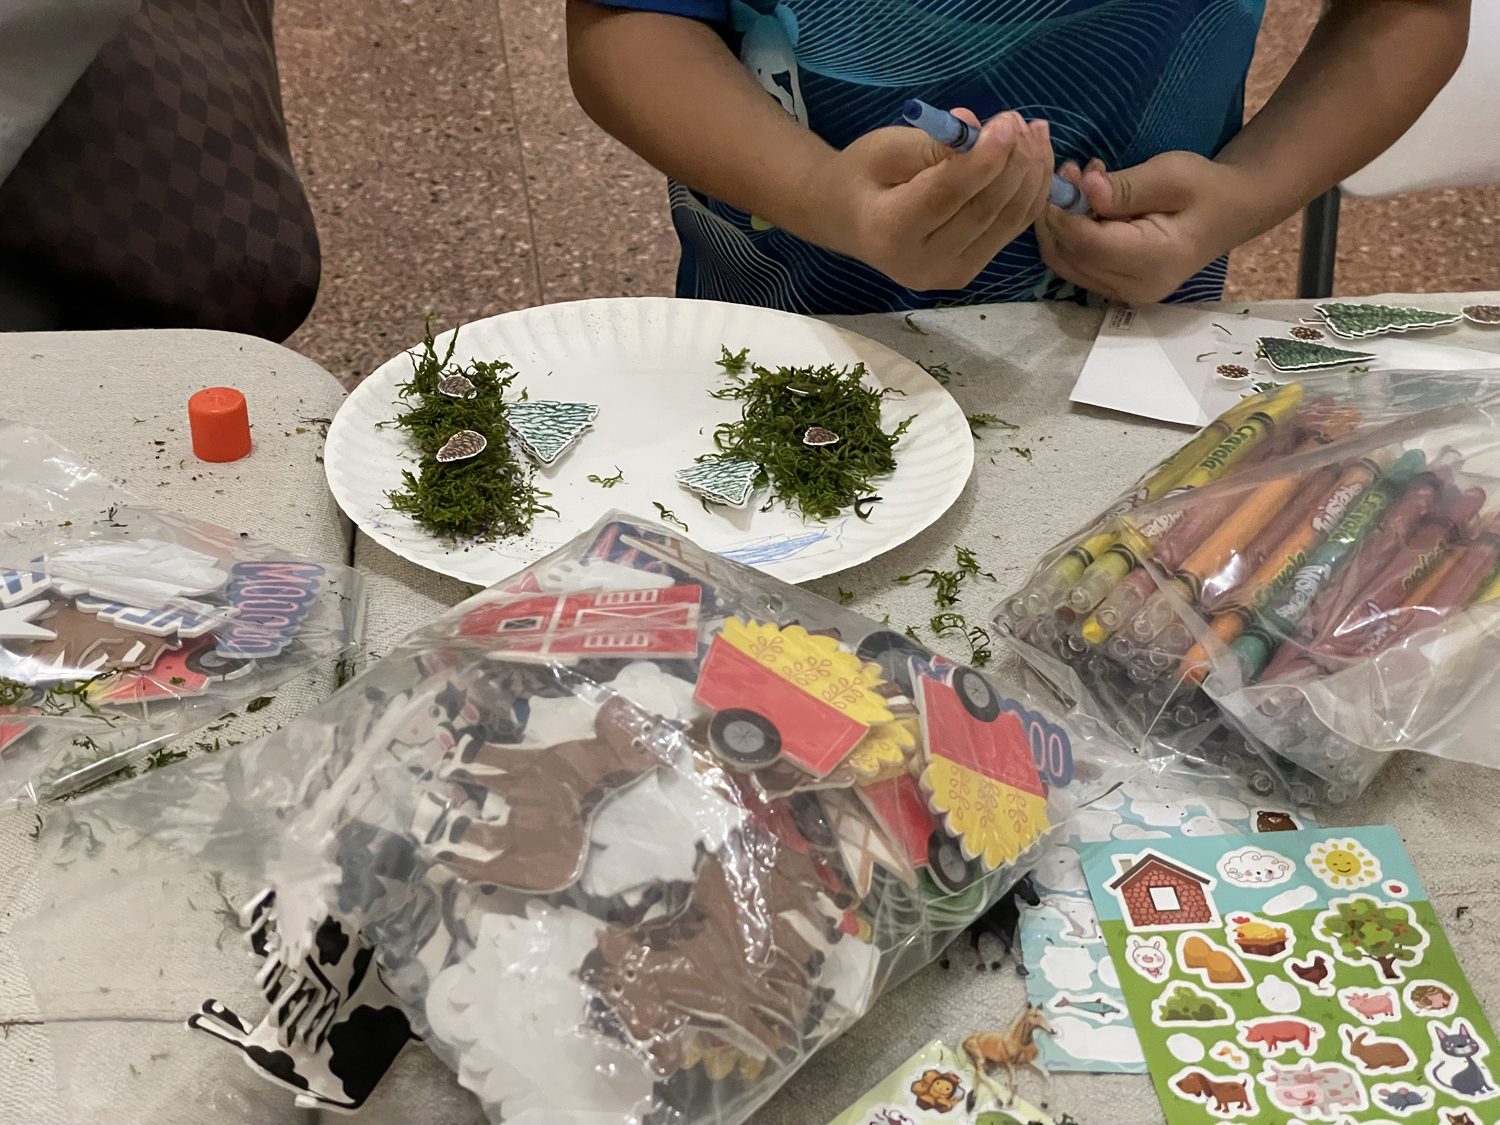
[215,561,324,657]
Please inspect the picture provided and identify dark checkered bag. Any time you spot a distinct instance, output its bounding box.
[0,0,319,341]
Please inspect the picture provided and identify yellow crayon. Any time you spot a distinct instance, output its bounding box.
[1132,392,1282,503]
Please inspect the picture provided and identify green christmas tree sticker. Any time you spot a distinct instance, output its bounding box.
[1256,336,1377,373]
[1316,302,1461,339]
[507,399,599,465]
[1315,894,1430,981]
[675,457,761,508]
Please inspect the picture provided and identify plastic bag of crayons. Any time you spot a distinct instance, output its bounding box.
[996,369,1500,806]
[14,512,1133,1125]
[0,421,363,805]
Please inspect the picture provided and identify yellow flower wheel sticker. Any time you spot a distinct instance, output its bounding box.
[846,717,917,781]
[1307,837,1382,890]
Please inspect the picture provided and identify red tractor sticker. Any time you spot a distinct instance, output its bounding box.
[911,657,1051,872]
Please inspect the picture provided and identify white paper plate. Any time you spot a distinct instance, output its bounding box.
[326,298,973,586]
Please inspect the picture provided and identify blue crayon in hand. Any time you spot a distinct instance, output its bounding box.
[901,98,1090,215]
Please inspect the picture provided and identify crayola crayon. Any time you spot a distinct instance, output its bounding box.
[1198,464,1345,613]
[1229,450,1426,678]
[1394,511,1500,638]
[1064,386,1305,615]
[1077,394,1342,635]
[1127,457,1336,644]
[1316,486,1486,658]
[1180,451,1389,684]
[1018,528,1120,616]
[1019,396,1289,618]
[1262,466,1449,680]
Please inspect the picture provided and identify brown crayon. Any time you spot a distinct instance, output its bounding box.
[1261,469,1448,681]
[1181,454,1387,684]
[1316,486,1486,658]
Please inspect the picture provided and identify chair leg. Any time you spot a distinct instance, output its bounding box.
[1298,187,1341,299]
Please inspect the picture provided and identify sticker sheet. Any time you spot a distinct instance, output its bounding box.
[1020,773,1308,1074]
[1082,825,1500,1125]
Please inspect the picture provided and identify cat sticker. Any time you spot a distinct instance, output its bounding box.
[1425,1020,1499,1104]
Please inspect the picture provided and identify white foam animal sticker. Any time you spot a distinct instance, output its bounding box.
[47,538,228,606]
[426,902,657,1119]
[580,770,743,899]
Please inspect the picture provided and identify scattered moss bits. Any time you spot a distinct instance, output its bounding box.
[383,317,554,541]
[710,347,911,521]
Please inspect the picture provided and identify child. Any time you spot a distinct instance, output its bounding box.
[567,0,1468,312]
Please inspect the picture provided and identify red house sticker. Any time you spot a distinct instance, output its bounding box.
[1107,851,1221,932]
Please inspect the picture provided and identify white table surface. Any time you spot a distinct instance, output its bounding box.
[2,299,1498,1125]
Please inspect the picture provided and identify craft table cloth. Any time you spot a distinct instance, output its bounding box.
[0,329,351,1125]
[351,293,1500,1125]
[0,299,1496,1125]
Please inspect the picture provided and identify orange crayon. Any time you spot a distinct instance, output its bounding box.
[1180,453,1388,684]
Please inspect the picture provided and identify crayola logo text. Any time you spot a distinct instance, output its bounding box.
[1312,482,1366,533]
[216,562,324,658]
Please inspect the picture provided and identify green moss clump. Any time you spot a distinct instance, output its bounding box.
[383,318,553,541]
[709,347,912,521]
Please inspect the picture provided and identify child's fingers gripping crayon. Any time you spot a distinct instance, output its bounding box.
[1180,450,1391,685]
[1261,466,1450,681]
[901,99,1088,214]
[1228,450,1426,680]
[1315,486,1486,658]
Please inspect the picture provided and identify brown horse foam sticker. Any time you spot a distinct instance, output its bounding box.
[579,837,838,1076]
[426,695,669,893]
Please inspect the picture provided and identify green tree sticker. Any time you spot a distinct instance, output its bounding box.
[1315,302,1461,339]
[1315,895,1429,981]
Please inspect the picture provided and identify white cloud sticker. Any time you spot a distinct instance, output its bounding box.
[1263,884,1319,916]
[1217,846,1295,888]
[1039,945,1099,991]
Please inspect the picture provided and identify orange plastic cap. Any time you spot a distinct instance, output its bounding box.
[189,387,252,462]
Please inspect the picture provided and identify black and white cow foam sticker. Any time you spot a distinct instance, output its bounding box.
[187,889,416,1113]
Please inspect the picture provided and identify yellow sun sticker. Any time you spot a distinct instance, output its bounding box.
[1307,837,1382,890]
[719,619,892,726]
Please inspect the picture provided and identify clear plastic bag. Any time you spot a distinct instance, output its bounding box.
[16,512,1135,1124]
[995,368,1500,806]
[0,420,362,804]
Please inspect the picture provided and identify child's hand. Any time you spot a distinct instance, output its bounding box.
[804,110,1055,292]
[1035,152,1256,304]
